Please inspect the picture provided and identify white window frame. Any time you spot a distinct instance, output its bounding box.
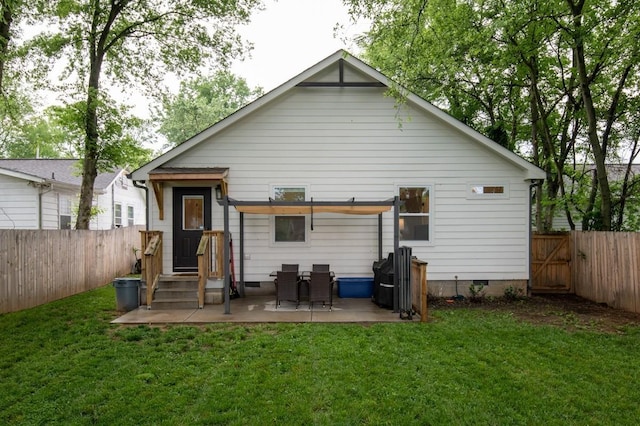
[127,205,134,226]
[59,195,73,229]
[398,185,432,243]
[467,183,509,199]
[114,203,122,227]
[270,184,309,246]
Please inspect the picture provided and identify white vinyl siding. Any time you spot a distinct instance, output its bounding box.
[0,175,39,229]
[156,87,532,282]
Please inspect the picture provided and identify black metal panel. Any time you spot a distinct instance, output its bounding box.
[296,82,387,87]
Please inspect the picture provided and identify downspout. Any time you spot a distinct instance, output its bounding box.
[37,182,53,229]
[111,182,115,229]
[38,188,43,229]
[132,180,149,230]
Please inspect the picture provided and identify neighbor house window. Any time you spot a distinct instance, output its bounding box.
[273,186,306,243]
[114,203,122,227]
[127,206,134,226]
[399,186,430,241]
[468,184,508,198]
[59,195,72,229]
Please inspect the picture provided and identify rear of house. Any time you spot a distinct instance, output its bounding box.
[131,51,544,298]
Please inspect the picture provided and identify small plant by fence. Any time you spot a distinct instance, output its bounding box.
[0,226,143,313]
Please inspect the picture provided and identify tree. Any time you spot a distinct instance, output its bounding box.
[0,0,18,93]
[30,0,263,229]
[157,71,263,147]
[345,0,640,231]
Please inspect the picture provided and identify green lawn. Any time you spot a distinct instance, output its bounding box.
[1,286,639,425]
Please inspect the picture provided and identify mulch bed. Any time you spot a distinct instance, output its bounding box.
[428,293,640,333]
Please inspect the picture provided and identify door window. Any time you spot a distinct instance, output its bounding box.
[183,196,204,230]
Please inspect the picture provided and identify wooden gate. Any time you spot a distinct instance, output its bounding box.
[531,233,572,293]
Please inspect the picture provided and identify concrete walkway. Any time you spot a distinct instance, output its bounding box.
[112,282,415,324]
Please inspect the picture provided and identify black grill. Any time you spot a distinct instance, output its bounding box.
[372,253,394,309]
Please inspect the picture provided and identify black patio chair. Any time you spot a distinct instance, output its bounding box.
[312,264,330,272]
[274,264,299,286]
[309,271,333,311]
[276,270,299,309]
[282,263,299,272]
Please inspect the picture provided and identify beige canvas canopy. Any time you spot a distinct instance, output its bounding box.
[234,204,392,215]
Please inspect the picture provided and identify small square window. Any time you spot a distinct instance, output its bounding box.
[468,184,508,198]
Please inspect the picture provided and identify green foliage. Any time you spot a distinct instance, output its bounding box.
[156,70,263,147]
[504,285,525,301]
[468,283,486,303]
[346,0,640,232]
[14,0,263,228]
[47,96,153,170]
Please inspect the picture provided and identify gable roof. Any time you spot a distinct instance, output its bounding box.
[0,159,125,192]
[131,50,545,181]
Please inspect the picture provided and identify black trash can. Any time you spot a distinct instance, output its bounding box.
[113,277,140,311]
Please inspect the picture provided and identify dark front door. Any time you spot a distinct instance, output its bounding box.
[173,187,212,272]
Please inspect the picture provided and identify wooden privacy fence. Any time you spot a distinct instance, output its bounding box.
[533,231,640,314]
[572,231,640,314]
[0,226,144,314]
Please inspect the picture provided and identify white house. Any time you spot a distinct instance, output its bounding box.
[0,159,146,230]
[130,51,545,298]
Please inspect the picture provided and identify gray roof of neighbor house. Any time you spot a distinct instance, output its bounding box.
[0,159,123,191]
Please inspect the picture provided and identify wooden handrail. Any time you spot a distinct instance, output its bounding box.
[140,231,163,309]
[196,234,210,308]
[196,230,225,308]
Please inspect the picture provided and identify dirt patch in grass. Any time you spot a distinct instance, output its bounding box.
[429,294,640,333]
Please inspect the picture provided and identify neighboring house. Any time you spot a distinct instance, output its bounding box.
[0,159,146,230]
[131,50,545,298]
[549,163,640,231]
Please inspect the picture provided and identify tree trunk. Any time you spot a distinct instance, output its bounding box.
[75,5,106,230]
[567,0,612,230]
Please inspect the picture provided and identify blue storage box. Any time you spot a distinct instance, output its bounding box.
[337,277,374,298]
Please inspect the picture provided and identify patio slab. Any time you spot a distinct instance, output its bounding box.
[111,283,416,324]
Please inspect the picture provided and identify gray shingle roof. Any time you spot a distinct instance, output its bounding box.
[0,159,123,190]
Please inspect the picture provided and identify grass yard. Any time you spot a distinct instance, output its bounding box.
[1,286,640,425]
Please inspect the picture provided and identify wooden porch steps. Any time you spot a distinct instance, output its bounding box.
[150,275,199,310]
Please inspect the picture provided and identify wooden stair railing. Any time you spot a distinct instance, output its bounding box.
[196,231,225,308]
[140,231,162,309]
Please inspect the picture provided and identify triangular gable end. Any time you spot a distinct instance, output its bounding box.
[130,50,544,182]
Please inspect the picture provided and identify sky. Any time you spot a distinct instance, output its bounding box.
[229,0,369,93]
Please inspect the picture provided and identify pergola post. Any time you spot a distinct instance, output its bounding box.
[393,196,400,313]
[223,196,231,314]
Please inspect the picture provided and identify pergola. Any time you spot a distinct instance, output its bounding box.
[219,196,401,314]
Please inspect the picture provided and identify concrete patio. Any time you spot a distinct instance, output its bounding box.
[112,281,416,324]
